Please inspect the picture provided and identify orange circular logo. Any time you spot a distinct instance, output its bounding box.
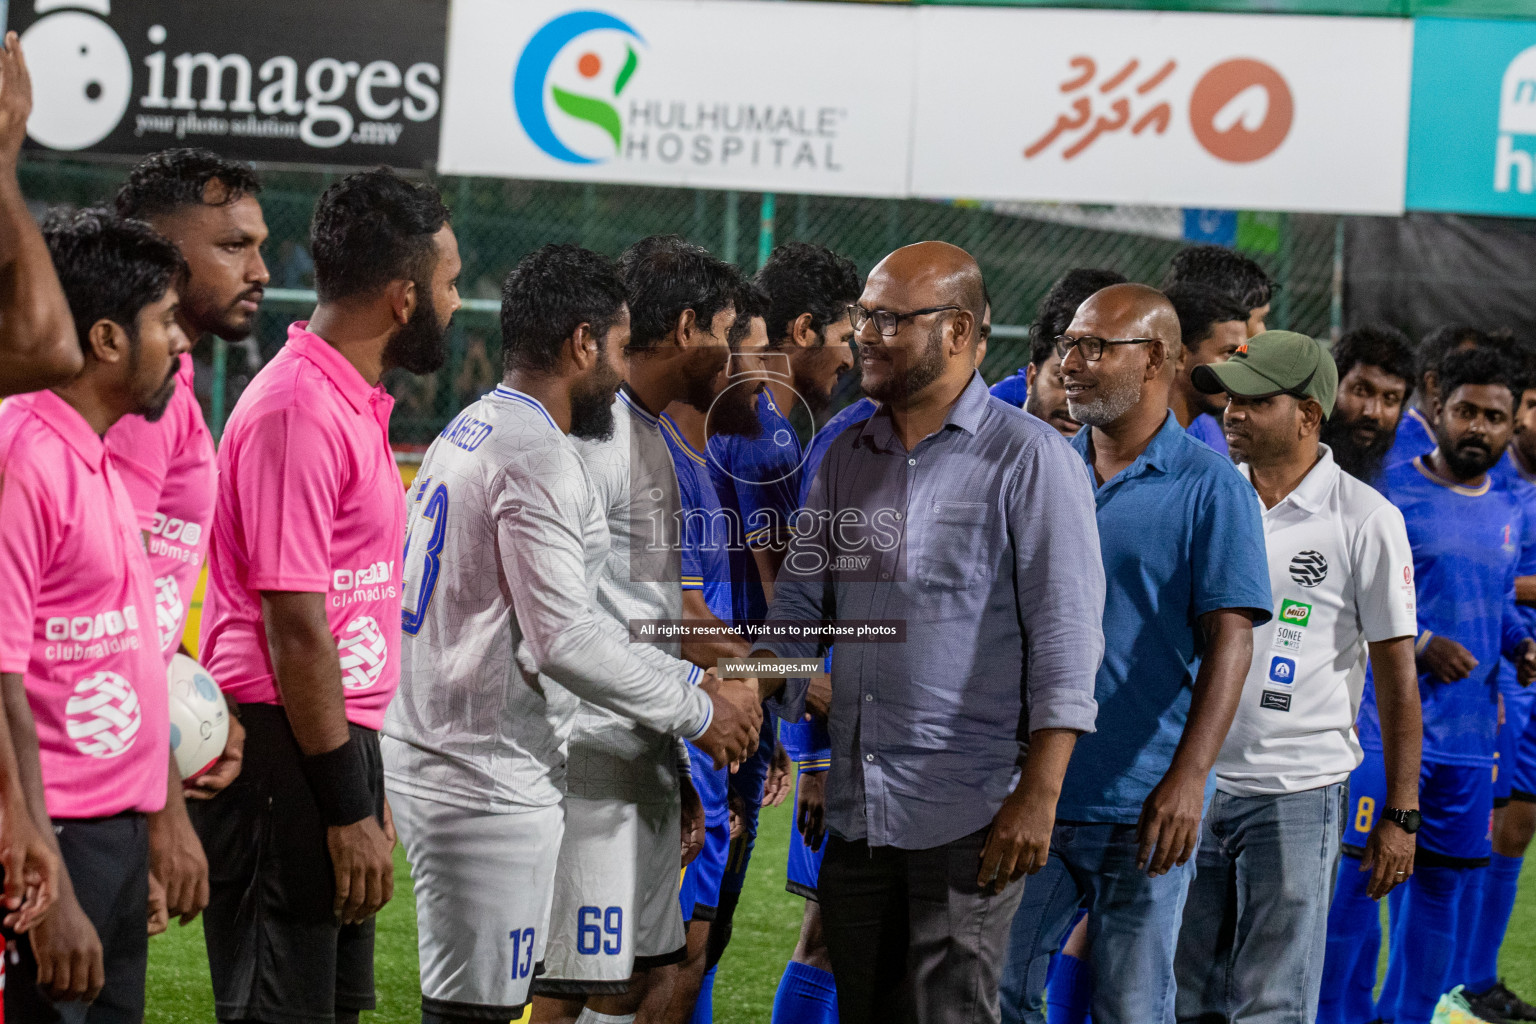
[1190,59,1293,164]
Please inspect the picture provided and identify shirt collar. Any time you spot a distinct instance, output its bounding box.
[1239,444,1339,516]
[285,321,383,415]
[858,371,990,449]
[493,385,558,431]
[617,384,659,428]
[13,389,108,473]
[1071,408,1186,476]
[1412,453,1492,497]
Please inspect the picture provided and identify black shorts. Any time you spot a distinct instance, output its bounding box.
[188,703,384,1024]
[4,813,149,1024]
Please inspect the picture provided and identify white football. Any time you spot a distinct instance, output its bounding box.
[167,654,229,781]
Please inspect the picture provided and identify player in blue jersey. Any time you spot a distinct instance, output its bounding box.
[655,280,773,1024]
[1452,356,1536,1023]
[1163,244,1275,449]
[1319,347,1536,1024]
[990,268,1123,426]
[1164,281,1249,456]
[1320,326,1416,488]
[1383,326,1499,470]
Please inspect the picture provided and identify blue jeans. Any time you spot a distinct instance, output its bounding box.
[1174,784,1345,1024]
[1000,822,1197,1024]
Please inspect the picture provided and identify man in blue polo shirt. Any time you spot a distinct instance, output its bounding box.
[1000,283,1271,1024]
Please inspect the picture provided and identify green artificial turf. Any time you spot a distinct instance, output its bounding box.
[141,795,1536,1023]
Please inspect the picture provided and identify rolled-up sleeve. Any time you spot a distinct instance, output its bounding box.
[1009,432,1103,735]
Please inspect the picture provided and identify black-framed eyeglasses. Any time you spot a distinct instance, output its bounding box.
[1055,335,1158,362]
[848,304,962,337]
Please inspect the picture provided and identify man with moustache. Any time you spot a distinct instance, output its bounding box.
[533,236,763,1024]
[1001,284,1271,1024]
[1164,282,1250,456]
[108,149,270,933]
[991,267,1126,429]
[1319,325,1416,486]
[0,209,191,1020]
[1173,332,1421,1024]
[382,245,758,1024]
[1323,347,1536,1024]
[196,168,461,1024]
[751,241,1105,1024]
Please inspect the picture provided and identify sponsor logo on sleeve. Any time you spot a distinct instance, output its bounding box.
[337,615,387,690]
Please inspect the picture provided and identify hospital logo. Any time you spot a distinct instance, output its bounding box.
[65,670,142,758]
[512,10,644,164]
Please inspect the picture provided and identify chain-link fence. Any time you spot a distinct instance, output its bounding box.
[17,156,1341,446]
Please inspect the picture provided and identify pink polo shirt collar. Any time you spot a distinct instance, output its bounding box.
[28,388,108,473]
[285,321,388,418]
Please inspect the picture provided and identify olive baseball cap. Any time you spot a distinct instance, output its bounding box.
[1191,330,1338,416]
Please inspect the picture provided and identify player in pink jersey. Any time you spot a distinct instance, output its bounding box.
[105,150,271,934]
[196,168,460,1024]
[0,209,190,1019]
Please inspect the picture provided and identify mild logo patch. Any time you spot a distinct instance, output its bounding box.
[1279,599,1312,627]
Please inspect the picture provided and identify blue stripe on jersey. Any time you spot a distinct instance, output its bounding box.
[492,386,558,430]
[1359,455,1529,766]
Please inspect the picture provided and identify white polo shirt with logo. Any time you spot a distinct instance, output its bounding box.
[1215,444,1418,797]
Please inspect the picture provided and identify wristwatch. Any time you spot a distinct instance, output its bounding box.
[1382,807,1422,834]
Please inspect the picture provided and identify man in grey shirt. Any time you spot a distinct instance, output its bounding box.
[753,241,1105,1024]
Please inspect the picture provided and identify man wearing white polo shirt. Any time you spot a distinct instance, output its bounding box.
[1172,332,1423,1024]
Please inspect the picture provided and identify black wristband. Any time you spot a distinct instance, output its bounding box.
[299,736,374,827]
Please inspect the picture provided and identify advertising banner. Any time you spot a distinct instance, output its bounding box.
[1406,18,1536,217]
[909,7,1414,214]
[12,0,446,166]
[437,0,916,196]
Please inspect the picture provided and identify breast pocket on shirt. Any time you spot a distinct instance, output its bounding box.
[918,500,990,589]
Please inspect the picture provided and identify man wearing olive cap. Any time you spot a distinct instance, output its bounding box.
[1173,331,1423,1024]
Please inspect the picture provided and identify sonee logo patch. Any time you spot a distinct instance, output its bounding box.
[1289,551,1328,588]
[1279,599,1312,627]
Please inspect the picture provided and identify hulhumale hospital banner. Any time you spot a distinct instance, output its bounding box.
[1406,18,1536,217]
[439,0,1415,214]
[9,0,446,166]
[908,6,1414,215]
[437,0,917,196]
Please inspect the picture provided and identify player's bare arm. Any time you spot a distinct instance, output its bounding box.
[1137,608,1254,876]
[1362,636,1421,899]
[0,33,82,395]
[261,591,393,926]
[146,749,208,925]
[1,673,101,1002]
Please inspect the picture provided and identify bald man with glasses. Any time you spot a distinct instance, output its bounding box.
[999,284,1271,1024]
[752,242,1105,1024]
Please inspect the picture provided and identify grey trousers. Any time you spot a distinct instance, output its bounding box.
[820,827,1026,1024]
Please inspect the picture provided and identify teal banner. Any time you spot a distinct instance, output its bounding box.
[1406,17,1536,216]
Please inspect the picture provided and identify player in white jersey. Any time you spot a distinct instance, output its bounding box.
[532,237,752,1024]
[382,245,761,1024]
